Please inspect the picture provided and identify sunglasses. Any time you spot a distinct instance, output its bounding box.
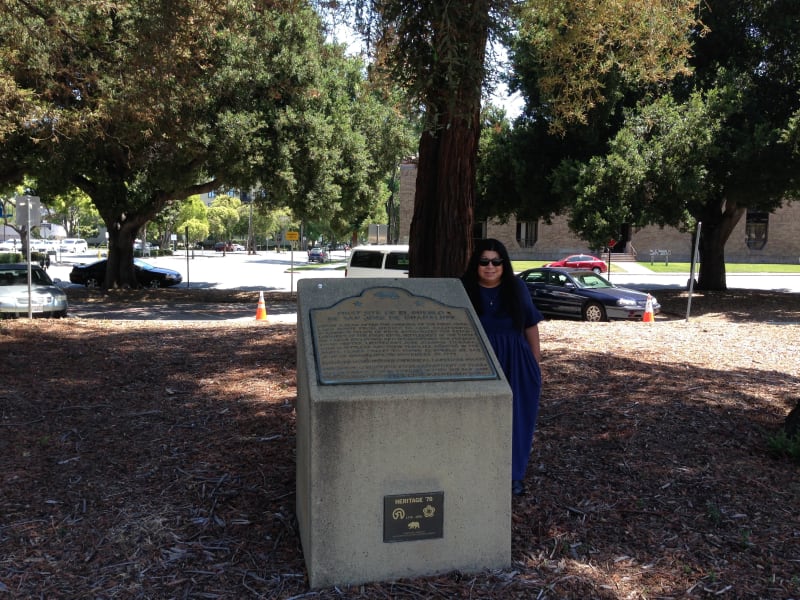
[478,257,504,267]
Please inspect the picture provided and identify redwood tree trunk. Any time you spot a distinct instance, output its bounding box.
[410,123,481,277]
[407,1,491,278]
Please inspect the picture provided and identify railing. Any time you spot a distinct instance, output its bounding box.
[649,249,671,265]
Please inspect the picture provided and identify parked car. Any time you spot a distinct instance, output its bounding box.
[196,239,217,250]
[133,241,159,251]
[59,238,89,253]
[0,239,21,252]
[0,263,68,318]
[518,267,660,322]
[214,241,233,252]
[307,247,329,263]
[231,243,245,252]
[69,258,182,288]
[345,245,409,277]
[544,254,608,273]
[31,239,57,252]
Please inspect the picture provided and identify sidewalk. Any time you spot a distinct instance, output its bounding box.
[613,261,654,274]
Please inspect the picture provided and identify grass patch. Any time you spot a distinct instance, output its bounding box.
[511,259,800,274]
[641,261,800,273]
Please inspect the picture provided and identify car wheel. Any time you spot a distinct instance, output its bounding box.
[85,277,100,288]
[148,279,161,289]
[582,301,607,322]
[592,267,602,273]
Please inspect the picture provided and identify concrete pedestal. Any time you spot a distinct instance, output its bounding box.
[296,278,512,589]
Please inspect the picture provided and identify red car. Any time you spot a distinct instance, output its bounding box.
[545,254,608,273]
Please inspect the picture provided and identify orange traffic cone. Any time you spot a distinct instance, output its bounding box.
[642,294,654,322]
[255,291,268,321]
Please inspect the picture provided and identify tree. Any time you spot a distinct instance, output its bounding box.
[547,0,800,289]
[45,188,100,239]
[208,196,242,246]
[364,1,496,276]
[273,43,416,241]
[0,1,329,288]
[337,0,698,277]
[175,196,210,248]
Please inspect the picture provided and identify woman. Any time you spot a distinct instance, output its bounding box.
[462,239,543,496]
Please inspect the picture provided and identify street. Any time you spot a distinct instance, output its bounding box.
[47,247,348,294]
[47,248,800,293]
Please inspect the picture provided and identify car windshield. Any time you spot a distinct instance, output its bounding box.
[572,273,613,289]
[0,267,53,285]
[133,259,155,270]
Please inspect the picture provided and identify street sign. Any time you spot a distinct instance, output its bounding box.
[285,231,299,241]
[15,195,41,227]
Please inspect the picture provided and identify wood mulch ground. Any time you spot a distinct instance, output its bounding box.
[1,287,799,599]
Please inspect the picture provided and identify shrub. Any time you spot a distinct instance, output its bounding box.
[767,430,800,464]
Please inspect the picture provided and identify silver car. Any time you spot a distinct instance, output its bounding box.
[0,263,68,318]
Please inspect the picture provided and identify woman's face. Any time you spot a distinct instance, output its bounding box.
[477,250,504,288]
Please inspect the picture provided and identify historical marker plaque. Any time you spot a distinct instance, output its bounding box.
[309,287,499,385]
[383,492,444,543]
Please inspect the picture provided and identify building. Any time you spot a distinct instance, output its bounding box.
[398,161,800,263]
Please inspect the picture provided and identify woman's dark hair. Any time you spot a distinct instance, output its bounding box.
[461,238,524,330]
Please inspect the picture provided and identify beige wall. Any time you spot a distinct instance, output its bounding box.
[397,162,416,245]
[398,162,800,263]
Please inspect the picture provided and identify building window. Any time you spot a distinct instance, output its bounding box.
[745,211,768,250]
[207,191,216,199]
[516,221,537,248]
[472,220,487,240]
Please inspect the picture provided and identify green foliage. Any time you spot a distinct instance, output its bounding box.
[208,196,241,240]
[268,44,416,238]
[0,253,23,264]
[560,87,733,248]
[478,0,702,231]
[175,196,210,245]
[767,430,800,464]
[512,0,700,133]
[0,1,349,286]
[364,1,497,130]
[486,0,800,289]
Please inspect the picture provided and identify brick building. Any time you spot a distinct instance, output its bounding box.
[398,161,800,263]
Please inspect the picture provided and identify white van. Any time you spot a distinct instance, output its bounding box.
[345,245,410,277]
[60,238,88,253]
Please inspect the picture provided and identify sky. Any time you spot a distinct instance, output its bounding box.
[489,82,524,120]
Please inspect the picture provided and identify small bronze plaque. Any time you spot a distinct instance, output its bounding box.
[310,287,498,385]
[383,492,444,543]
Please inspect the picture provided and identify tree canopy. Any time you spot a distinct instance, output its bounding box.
[336,0,699,277]
[495,0,800,289]
[1,0,412,287]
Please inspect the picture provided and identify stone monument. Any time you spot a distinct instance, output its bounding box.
[295,278,513,589]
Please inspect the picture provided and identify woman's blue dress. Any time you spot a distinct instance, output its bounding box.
[478,279,543,481]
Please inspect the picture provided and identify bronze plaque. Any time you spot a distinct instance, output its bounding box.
[383,492,444,543]
[309,287,498,385]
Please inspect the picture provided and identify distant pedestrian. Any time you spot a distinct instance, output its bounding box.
[462,238,544,497]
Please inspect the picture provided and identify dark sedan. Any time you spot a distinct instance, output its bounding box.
[70,259,182,288]
[518,267,660,322]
